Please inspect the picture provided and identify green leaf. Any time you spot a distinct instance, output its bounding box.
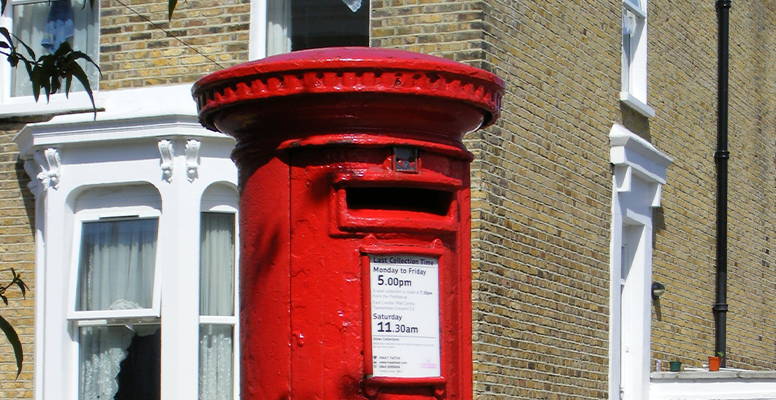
[69,58,97,114]
[168,0,178,20]
[1,296,7,307]
[0,28,12,47]
[12,34,35,60]
[0,315,23,378]
[1,0,6,15]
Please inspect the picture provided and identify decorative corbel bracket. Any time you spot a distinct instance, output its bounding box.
[609,124,672,208]
[158,139,174,182]
[25,148,62,194]
[23,159,44,197]
[185,139,201,182]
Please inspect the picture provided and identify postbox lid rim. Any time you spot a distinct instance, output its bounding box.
[193,47,504,132]
[193,47,504,89]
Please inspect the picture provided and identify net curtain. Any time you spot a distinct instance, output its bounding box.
[76,218,157,399]
[199,213,236,400]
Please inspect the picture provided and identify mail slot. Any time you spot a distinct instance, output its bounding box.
[193,47,504,400]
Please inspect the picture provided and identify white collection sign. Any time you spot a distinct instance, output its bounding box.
[369,254,441,378]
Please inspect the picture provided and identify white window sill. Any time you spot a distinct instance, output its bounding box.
[620,92,655,118]
[0,91,105,119]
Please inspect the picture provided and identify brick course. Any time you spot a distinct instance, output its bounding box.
[650,0,776,371]
[99,0,252,90]
[0,131,35,399]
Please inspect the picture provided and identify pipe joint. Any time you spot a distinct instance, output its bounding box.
[716,0,731,10]
[713,303,729,312]
[714,150,730,160]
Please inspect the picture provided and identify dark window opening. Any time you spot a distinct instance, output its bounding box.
[115,326,161,400]
[291,0,369,51]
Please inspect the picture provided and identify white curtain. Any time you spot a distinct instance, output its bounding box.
[11,0,98,97]
[77,218,158,399]
[79,326,134,400]
[199,326,234,400]
[199,213,235,316]
[266,0,291,56]
[199,213,235,400]
[79,325,160,400]
[77,219,158,311]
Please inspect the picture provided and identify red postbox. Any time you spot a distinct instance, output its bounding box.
[193,48,503,400]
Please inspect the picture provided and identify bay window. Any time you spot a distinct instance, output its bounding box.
[15,85,240,399]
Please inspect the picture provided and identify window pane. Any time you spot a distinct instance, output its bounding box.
[79,325,161,400]
[12,0,98,97]
[77,219,158,311]
[200,213,236,316]
[199,325,234,400]
[267,0,369,56]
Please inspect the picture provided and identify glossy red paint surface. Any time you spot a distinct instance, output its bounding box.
[194,48,504,400]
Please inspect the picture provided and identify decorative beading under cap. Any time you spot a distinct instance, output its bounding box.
[192,47,504,133]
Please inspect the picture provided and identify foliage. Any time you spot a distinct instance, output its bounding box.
[0,0,180,112]
[0,29,99,111]
[0,269,30,378]
[0,0,178,379]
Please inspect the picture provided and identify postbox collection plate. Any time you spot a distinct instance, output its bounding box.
[368,254,441,378]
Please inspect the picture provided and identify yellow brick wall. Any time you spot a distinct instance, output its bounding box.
[375,1,618,398]
[4,0,776,399]
[0,131,35,398]
[371,0,486,64]
[99,0,252,90]
[649,0,776,371]
[377,0,776,396]
[471,1,617,398]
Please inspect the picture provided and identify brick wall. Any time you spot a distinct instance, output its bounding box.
[371,0,486,65]
[0,131,35,398]
[377,0,776,396]
[99,0,252,90]
[4,0,776,398]
[649,0,776,370]
[470,1,619,398]
[375,1,619,398]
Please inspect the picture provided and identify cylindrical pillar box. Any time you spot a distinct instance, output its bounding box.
[193,48,504,400]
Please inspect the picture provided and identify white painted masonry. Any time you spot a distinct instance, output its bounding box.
[14,84,239,400]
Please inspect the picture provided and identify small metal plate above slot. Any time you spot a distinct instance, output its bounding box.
[393,147,418,173]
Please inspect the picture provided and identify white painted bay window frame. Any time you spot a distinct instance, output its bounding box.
[68,204,163,321]
[620,0,654,118]
[14,85,239,400]
[199,191,240,399]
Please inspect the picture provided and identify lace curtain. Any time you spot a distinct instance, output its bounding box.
[77,218,158,399]
[79,326,134,400]
[199,213,236,400]
[199,325,234,400]
[11,0,98,97]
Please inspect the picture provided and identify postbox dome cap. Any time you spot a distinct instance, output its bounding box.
[193,47,504,132]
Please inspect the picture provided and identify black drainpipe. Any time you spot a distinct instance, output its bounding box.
[714,0,731,368]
